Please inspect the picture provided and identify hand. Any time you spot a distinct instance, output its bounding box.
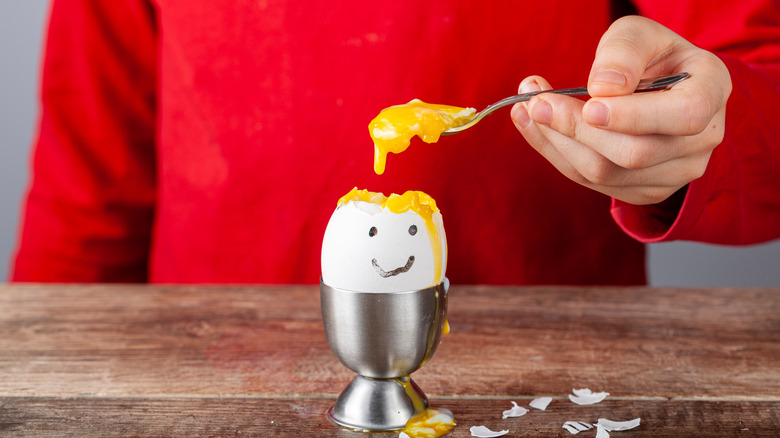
[511,16,731,205]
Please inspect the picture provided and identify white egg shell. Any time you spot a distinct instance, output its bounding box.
[321,200,446,292]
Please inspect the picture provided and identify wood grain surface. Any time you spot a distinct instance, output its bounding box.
[1,397,778,437]
[1,284,778,436]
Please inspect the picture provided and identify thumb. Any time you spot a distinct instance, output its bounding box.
[588,16,681,97]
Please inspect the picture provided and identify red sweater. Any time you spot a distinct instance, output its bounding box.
[11,0,780,285]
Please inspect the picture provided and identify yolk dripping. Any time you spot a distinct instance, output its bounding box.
[395,377,456,438]
[338,188,445,286]
[369,99,476,175]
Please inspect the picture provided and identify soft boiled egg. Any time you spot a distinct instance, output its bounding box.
[369,99,476,175]
[321,188,447,293]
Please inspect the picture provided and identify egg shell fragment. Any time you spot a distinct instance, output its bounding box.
[597,417,641,431]
[501,401,529,419]
[562,421,594,435]
[469,425,509,437]
[529,396,553,410]
[569,388,609,405]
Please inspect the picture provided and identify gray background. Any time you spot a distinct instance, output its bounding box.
[3,2,780,286]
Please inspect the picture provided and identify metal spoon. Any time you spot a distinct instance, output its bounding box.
[441,72,689,135]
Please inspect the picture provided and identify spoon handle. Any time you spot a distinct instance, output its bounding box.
[443,72,689,135]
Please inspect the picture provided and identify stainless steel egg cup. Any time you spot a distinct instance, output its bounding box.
[320,279,449,431]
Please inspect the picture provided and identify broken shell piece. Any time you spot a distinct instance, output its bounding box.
[562,421,594,435]
[529,396,552,410]
[595,425,610,438]
[501,401,529,419]
[568,388,609,405]
[596,418,641,431]
[469,425,509,437]
[399,433,411,438]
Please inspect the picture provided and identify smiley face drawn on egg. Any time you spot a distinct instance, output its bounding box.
[370,223,418,278]
[321,192,447,293]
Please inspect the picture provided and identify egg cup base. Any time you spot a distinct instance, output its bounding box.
[326,375,428,431]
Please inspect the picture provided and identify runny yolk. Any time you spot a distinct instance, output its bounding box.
[338,188,445,286]
[402,408,457,438]
[369,99,476,175]
[394,377,456,438]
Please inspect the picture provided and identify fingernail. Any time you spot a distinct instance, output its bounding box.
[519,79,541,94]
[530,99,552,126]
[512,104,531,127]
[592,69,627,88]
[584,101,609,127]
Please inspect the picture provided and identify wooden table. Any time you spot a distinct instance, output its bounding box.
[1,284,778,437]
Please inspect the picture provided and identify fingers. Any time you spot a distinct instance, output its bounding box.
[587,16,681,98]
[511,75,552,144]
[517,103,710,204]
[583,52,731,136]
[583,89,714,136]
[527,91,715,170]
[511,75,715,205]
[534,120,709,190]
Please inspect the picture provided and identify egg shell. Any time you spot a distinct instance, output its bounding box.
[321,200,446,293]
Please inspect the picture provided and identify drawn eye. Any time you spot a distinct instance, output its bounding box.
[369,226,377,237]
[408,225,417,236]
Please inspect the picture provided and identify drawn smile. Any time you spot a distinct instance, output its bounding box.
[372,256,415,278]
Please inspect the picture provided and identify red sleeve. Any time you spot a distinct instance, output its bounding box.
[11,0,158,282]
[611,0,780,244]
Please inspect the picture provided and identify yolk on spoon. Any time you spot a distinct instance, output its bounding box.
[369,99,476,175]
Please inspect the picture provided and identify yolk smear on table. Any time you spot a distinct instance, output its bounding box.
[338,188,445,286]
[402,407,457,438]
[369,99,476,175]
[394,377,456,438]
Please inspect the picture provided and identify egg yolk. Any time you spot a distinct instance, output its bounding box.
[394,377,456,438]
[369,99,476,175]
[338,188,445,286]
[402,407,457,438]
